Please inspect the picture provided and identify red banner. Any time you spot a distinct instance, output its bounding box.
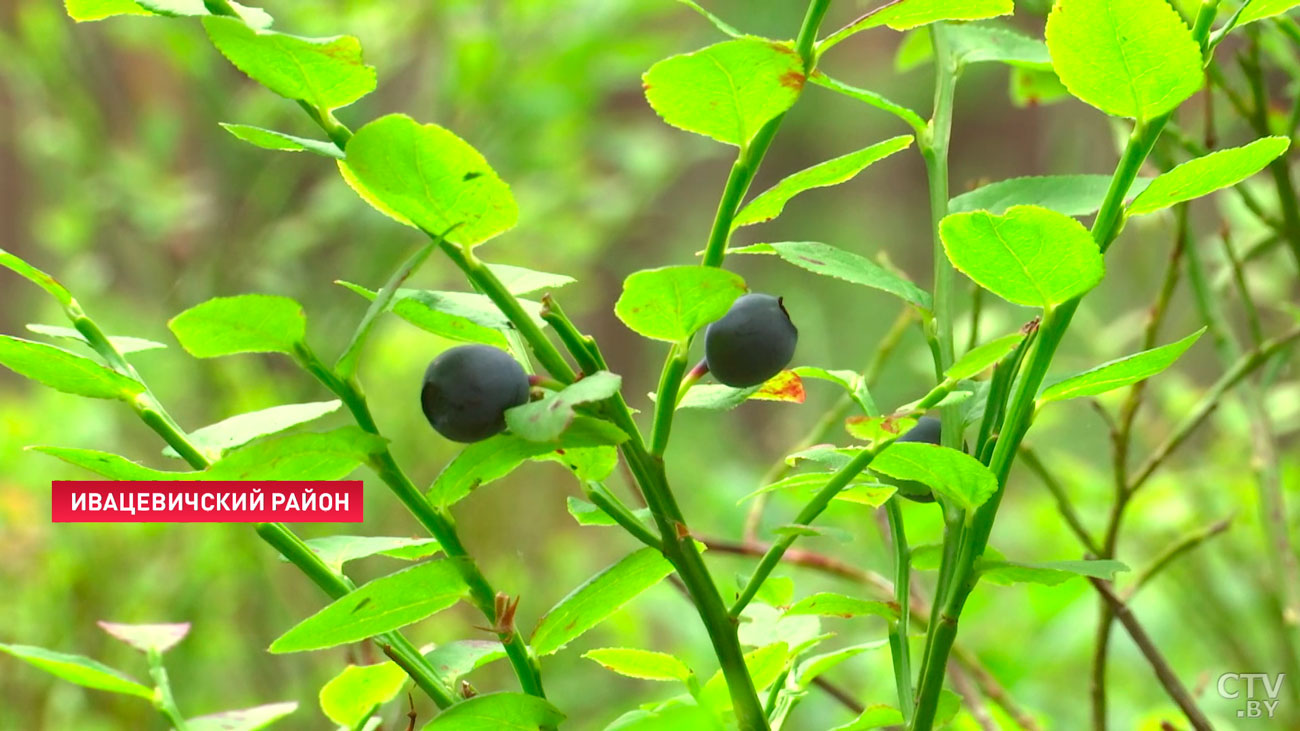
[51,481,364,523]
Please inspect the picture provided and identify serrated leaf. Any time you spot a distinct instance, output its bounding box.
[506,371,622,442]
[733,241,931,310]
[206,428,385,481]
[979,559,1129,586]
[32,446,189,480]
[338,281,545,349]
[423,641,506,682]
[427,418,627,506]
[784,593,899,620]
[871,442,997,512]
[565,497,653,528]
[794,640,889,687]
[344,114,518,247]
[615,266,747,342]
[163,400,342,459]
[950,174,1153,216]
[1045,0,1202,120]
[1128,137,1291,216]
[169,294,306,358]
[733,136,913,228]
[532,548,673,656]
[421,693,565,730]
[203,17,374,110]
[218,123,342,158]
[97,622,189,654]
[319,663,407,728]
[643,38,805,148]
[0,336,143,401]
[939,205,1103,308]
[26,324,166,356]
[271,560,469,653]
[946,332,1025,381]
[819,0,1014,55]
[1040,328,1205,403]
[293,536,442,574]
[486,263,575,296]
[583,648,694,682]
[1240,0,1300,25]
[188,702,298,731]
[0,644,152,698]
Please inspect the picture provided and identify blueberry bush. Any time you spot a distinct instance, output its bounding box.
[2,0,1300,729]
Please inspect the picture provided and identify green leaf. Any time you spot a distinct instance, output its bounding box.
[615,266,747,342]
[423,641,506,682]
[950,174,1153,216]
[218,123,342,158]
[163,400,342,459]
[819,0,1014,55]
[169,294,306,358]
[0,336,143,401]
[1040,328,1205,403]
[270,560,469,653]
[784,593,899,620]
[945,332,1025,381]
[187,702,298,731]
[1045,0,1202,120]
[731,241,931,310]
[427,418,628,506]
[607,699,726,730]
[343,114,518,247]
[1010,67,1071,107]
[506,371,622,442]
[642,39,805,148]
[319,662,408,728]
[732,136,914,228]
[699,642,790,712]
[421,693,565,730]
[829,705,905,731]
[486,263,576,296]
[1128,137,1291,216]
[294,536,443,574]
[65,0,273,27]
[808,73,926,133]
[740,471,892,506]
[202,17,375,111]
[64,0,149,21]
[26,324,167,356]
[583,648,693,682]
[533,446,620,482]
[0,644,152,698]
[979,559,1129,586]
[566,497,653,528]
[0,249,73,305]
[871,443,998,512]
[338,282,544,349]
[32,446,187,480]
[939,205,1103,308]
[532,548,674,656]
[897,24,1052,70]
[1240,0,1300,25]
[205,427,387,481]
[794,640,889,687]
[97,621,189,654]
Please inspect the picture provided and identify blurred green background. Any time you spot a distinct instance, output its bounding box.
[1,0,1298,729]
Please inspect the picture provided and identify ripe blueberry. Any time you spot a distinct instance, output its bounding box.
[892,416,941,503]
[421,344,530,443]
[704,293,798,388]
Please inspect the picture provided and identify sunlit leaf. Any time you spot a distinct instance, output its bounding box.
[950,175,1153,216]
[270,560,469,653]
[26,324,166,356]
[506,371,622,442]
[1128,137,1291,216]
[871,442,997,511]
[784,593,899,620]
[219,123,342,158]
[206,428,386,481]
[819,0,1014,55]
[169,294,306,358]
[319,663,407,728]
[0,336,143,401]
[532,548,674,656]
[295,535,443,574]
[731,241,931,309]
[0,644,151,698]
[423,640,506,682]
[421,693,565,730]
[979,559,1129,586]
[615,266,747,342]
[946,332,1025,381]
[163,400,342,459]
[583,648,694,682]
[1045,0,1202,120]
[188,702,298,731]
[1039,328,1205,403]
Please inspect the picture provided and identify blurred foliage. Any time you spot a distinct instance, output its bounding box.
[0,0,1297,729]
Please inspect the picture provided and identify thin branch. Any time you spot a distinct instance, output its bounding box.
[1122,516,1234,601]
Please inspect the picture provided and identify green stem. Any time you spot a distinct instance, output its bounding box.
[885,498,914,723]
[147,649,188,730]
[1242,40,1300,271]
[650,342,690,455]
[293,342,547,700]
